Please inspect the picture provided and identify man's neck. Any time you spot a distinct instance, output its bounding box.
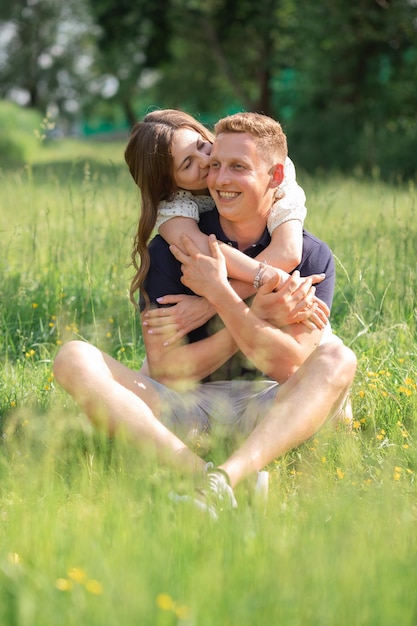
[219,215,267,251]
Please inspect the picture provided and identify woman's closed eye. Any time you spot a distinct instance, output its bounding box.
[197,138,212,154]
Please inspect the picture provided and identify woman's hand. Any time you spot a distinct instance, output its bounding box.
[251,271,330,330]
[142,294,215,346]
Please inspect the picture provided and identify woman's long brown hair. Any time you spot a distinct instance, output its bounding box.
[124,109,214,309]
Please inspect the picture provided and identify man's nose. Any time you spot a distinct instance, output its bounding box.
[214,165,230,185]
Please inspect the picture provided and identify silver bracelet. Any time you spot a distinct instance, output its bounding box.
[253,260,268,290]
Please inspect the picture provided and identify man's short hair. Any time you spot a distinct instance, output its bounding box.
[214,112,288,165]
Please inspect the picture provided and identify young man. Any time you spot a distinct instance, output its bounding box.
[53,113,356,516]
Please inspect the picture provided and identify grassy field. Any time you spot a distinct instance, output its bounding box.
[1,136,417,625]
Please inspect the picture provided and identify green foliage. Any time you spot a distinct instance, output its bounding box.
[1,0,417,178]
[282,0,417,179]
[0,0,96,115]
[0,101,43,167]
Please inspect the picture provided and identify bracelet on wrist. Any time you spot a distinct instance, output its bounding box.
[253,260,268,290]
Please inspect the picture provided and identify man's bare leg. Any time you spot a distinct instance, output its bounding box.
[219,342,357,488]
[53,341,205,475]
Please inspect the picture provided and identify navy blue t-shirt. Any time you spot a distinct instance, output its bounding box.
[141,209,335,380]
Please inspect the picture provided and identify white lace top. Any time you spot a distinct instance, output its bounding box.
[155,156,307,234]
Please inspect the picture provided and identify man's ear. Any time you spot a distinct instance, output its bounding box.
[271,163,284,186]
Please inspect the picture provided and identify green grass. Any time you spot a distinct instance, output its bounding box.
[1,139,417,625]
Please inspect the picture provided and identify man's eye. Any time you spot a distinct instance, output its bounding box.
[209,161,219,169]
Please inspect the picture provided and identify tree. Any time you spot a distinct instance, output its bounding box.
[0,0,97,120]
[151,0,299,117]
[87,0,172,126]
[283,0,417,174]
[85,0,302,122]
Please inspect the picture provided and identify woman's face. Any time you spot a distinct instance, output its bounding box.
[171,127,212,193]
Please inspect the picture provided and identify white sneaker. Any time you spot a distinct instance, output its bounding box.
[170,463,237,521]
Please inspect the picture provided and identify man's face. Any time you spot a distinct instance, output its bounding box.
[207,132,273,224]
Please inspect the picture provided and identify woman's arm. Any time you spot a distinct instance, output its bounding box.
[160,216,288,286]
[141,308,238,389]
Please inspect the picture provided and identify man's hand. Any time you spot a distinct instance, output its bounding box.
[252,270,330,330]
[169,234,229,300]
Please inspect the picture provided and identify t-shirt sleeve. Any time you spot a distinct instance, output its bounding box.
[155,194,201,231]
[267,156,307,234]
[296,232,335,311]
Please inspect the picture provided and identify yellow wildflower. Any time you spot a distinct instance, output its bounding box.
[68,567,87,583]
[56,578,73,591]
[85,579,103,595]
[156,594,174,611]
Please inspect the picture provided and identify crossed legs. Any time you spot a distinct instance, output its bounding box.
[53,340,356,489]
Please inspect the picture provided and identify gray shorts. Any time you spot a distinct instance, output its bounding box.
[144,377,279,441]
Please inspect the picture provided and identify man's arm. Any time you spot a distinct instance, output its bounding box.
[171,235,327,384]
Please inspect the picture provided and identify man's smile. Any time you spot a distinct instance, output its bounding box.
[217,191,240,200]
